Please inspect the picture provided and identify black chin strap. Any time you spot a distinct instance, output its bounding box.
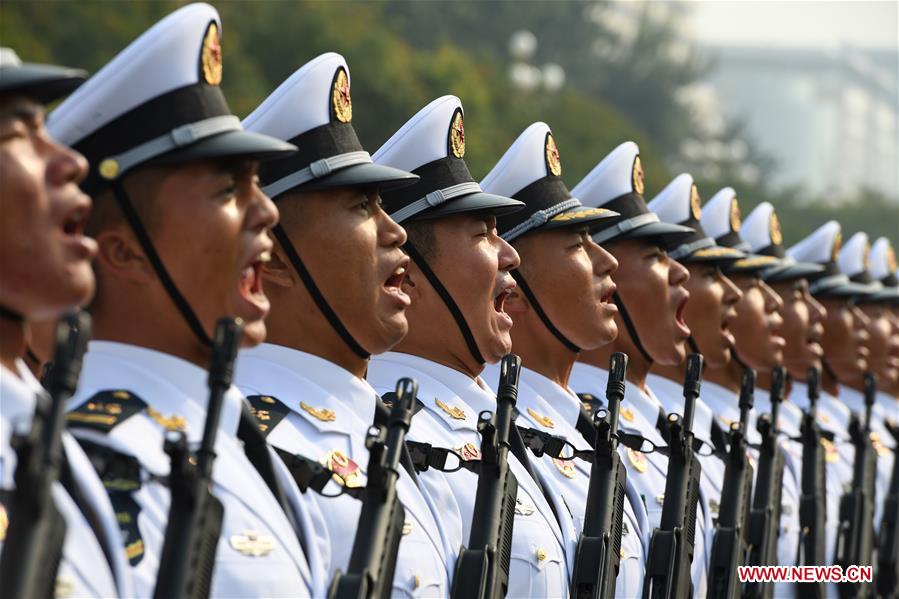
[510,270,580,353]
[111,181,211,347]
[687,335,702,356]
[612,291,654,364]
[404,242,485,365]
[821,357,838,383]
[730,347,749,369]
[271,224,369,359]
[0,304,24,322]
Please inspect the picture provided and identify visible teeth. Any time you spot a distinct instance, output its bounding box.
[393,266,406,276]
[258,251,271,264]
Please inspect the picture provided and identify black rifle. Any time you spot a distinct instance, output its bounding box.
[877,417,899,596]
[0,312,91,599]
[835,374,877,599]
[329,377,417,599]
[451,354,521,599]
[707,368,756,599]
[643,353,704,599]
[797,367,827,599]
[745,366,787,599]
[571,352,629,599]
[153,317,242,599]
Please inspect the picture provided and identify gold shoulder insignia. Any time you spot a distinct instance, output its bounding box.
[435,397,466,420]
[300,401,337,422]
[245,394,291,436]
[527,407,555,429]
[67,390,147,433]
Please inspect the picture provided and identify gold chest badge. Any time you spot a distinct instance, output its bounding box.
[435,398,466,420]
[620,407,635,423]
[455,442,482,461]
[527,407,555,429]
[627,447,648,473]
[820,438,839,463]
[552,457,576,479]
[332,67,352,123]
[300,401,336,422]
[201,22,223,86]
[230,530,275,557]
[322,449,365,488]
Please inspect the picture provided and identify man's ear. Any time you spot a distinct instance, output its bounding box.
[504,285,529,315]
[94,228,154,284]
[261,244,295,288]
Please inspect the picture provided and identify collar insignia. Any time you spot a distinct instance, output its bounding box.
[402,519,414,535]
[332,67,352,123]
[435,398,466,420]
[515,498,535,516]
[620,407,635,422]
[527,407,555,428]
[300,401,337,422]
[201,22,222,86]
[146,406,186,431]
[230,530,275,557]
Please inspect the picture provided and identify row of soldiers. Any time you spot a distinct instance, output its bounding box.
[1,3,897,598]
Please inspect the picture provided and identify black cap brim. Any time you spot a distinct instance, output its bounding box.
[0,64,87,104]
[416,190,524,220]
[596,219,694,247]
[153,129,297,165]
[762,261,825,283]
[866,287,899,304]
[289,161,419,193]
[813,281,874,298]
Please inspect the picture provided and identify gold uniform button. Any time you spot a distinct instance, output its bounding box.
[536,547,547,562]
[413,574,421,589]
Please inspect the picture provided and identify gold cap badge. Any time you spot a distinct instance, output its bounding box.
[729,197,741,232]
[435,398,466,420]
[545,132,562,177]
[332,67,352,123]
[449,109,465,158]
[863,240,871,271]
[769,212,783,245]
[831,230,842,262]
[300,401,336,422]
[887,245,897,272]
[201,22,222,86]
[689,184,701,221]
[527,407,555,429]
[632,155,645,195]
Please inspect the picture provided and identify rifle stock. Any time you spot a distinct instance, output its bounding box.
[797,367,826,599]
[451,354,520,599]
[153,317,242,599]
[0,312,91,599]
[328,377,416,599]
[835,374,877,598]
[707,368,756,599]
[643,353,704,599]
[746,366,787,599]
[571,352,629,599]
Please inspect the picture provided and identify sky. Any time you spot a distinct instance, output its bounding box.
[685,0,899,51]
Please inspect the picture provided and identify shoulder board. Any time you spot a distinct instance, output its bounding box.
[379,392,424,417]
[67,390,147,433]
[109,491,146,566]
[577,393,604,418]
[245,394,290,438]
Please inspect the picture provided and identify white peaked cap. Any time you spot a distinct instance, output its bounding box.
[787,221,871,297]
[481,122,557,197]
[373,96,522,223]
[648,173,695,224]
[838,231,870,279]
[243,52,416,197]
[48,3,294,191]
[740,201,823,282]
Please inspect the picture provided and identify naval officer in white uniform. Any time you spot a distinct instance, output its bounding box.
[48,4,325,596]
[235,53,452,597]
[367,95,573,597]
